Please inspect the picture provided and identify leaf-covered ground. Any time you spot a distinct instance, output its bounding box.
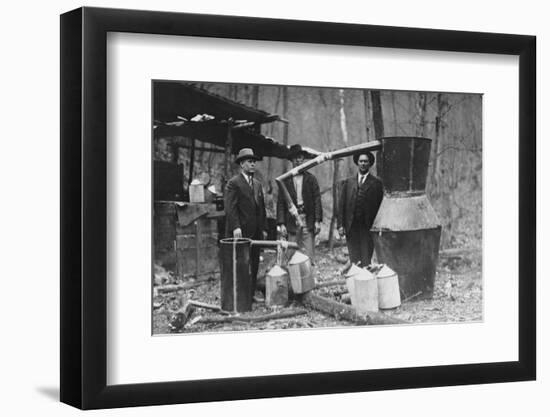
[153,242,482,335]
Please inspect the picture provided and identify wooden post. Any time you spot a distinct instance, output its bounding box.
[223,119,234,184]
[195,221,201,279]
[188,139,196,186]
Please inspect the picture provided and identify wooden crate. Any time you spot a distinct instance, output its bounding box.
[153,202,176,256]
[176,217,219,279]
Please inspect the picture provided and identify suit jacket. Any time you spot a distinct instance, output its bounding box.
[224,173,267,238]
[337,173,383,233]
[276,171,322,233]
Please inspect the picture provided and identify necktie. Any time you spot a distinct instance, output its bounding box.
[248,175,253,188]
[360,175,365,185]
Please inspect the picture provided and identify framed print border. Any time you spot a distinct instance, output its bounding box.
[60,7,536,410]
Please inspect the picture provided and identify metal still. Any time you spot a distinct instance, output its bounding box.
[371,137,442,299]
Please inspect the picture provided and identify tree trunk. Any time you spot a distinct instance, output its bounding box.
[328,160,340,250]
[391,91,398,135]
[370,90,384,139]
[416,92,428,137]
[430,93,448,197]
[251,85,259,108]
[338,90,349,145]
[363,90,373,141]
[328,90,349,250]
[282,86,289,172]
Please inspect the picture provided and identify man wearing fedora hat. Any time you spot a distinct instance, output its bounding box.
[277,144,322,264]
[224,148,268,299]
[337,151,383,267]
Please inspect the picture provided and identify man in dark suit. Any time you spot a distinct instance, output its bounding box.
[277,144,322,264]
[224,148,267,297]
[337,151,383,267]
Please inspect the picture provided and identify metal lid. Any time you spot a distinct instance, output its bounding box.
[289,251,309,265]
[377,264,396,279]
[345,264,374,280]
[267,265,287,277]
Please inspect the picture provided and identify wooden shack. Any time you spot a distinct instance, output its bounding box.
[153,82,301,279]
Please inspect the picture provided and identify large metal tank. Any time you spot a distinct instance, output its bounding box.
[371,137,441,300]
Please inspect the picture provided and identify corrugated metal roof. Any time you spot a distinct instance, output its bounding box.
[154,81,280,125]
[153,81,320,159]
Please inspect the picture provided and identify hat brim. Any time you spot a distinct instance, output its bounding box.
[287,151,308,160]
[235,155,261,164]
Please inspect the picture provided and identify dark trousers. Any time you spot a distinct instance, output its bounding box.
[250,231,262,296]
[346,221,374,267]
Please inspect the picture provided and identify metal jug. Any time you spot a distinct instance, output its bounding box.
[345,265,378,313]
[189,179,205,203]
[376,264,401,309]
[265,265,289,307]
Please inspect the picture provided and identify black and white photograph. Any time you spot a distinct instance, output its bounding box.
[1,0,543,414]
[152,81,482,334]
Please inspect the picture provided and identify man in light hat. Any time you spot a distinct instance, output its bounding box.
[277,144,322,264]
[224,148,267,300]
[337,151,383,267]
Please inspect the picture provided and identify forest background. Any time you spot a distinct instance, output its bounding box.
[155,83,482,251]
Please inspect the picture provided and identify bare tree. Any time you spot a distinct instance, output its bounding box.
[362,90,373,141]
[391,91,399,135]
[416,92,428,136]
[370,90,385,139]
[251,85,259,108]
[282,86,289,172]
[328,90,349,249]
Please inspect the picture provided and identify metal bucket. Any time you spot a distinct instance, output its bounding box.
[219,238,253,312]
[376,264,401,309]
[288,251,315,294]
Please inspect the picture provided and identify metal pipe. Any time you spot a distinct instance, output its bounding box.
[275,140,382,227]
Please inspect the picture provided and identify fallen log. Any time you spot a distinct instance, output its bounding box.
[197,309,308,324]
[188,300,230,315]
[439,247,480,257]
[300,292,408,325]
[155,279,212,294]
[300,292,368,324]
[315,279,346,289]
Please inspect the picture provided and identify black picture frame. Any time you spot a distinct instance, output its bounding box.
[60,6,536,410]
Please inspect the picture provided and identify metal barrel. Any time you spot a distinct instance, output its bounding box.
[371,137,442,300]
[220,238,253,312]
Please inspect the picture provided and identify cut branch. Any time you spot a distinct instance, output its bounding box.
[155,279,212,294]
[197,309,308,324]
[315,279,346,289]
